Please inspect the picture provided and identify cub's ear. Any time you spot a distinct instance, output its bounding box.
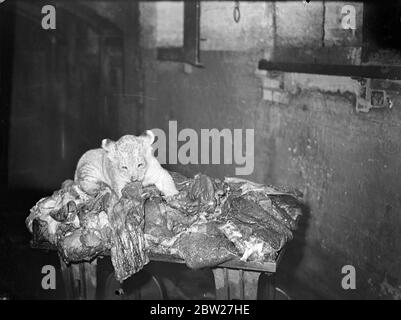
[141,130,155,145]
[101,138,115,152]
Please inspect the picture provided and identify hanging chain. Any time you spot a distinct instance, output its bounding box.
[233,0,240,23]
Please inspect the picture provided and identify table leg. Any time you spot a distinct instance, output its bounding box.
[212,268,261,300]
[264,274,276,300]
[59,256,73,299]
[59,256,98,300]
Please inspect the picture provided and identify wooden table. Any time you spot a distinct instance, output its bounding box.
[32,241,283,300]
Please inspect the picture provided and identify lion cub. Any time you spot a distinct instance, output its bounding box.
[74,131,178,198]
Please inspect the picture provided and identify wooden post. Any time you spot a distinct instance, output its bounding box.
[59,257,98,300]
[212,267,262,300]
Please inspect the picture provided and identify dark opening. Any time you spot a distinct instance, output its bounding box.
[362,1,401,62]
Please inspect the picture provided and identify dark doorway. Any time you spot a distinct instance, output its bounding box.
[0,2,16,200]
[0,2,131,211]
[0,1,144,299]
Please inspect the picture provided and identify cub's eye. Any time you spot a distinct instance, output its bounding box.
[121,166,128,170]
[137,163,144,168]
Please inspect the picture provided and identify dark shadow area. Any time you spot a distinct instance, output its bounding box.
[97,258,216,300]
[0,1,126,299]
[0,1,212,300]
[363,2,401,52]
[0,1,16,194]
[260,202,315,299]
[362,2,401,63]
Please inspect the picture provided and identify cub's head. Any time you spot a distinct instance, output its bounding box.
[101,130,155,182]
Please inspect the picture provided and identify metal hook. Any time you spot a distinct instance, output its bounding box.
[233,1,240,23]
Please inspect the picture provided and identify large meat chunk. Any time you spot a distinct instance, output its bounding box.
[26,180,88,244]
[218,220,279,262]
[108,182,149,281]
[56,190,113,263]
[176,222,238,269]
[57,226,109,263]
[216,177,303,262]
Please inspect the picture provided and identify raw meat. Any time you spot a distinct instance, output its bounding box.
[27,171,303,281]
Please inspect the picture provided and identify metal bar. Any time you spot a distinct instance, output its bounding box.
[183,0,202,66]
[157,1,203,67]
[258,59,401,80]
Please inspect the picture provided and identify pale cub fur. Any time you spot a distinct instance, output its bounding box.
[74,131,178,197]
